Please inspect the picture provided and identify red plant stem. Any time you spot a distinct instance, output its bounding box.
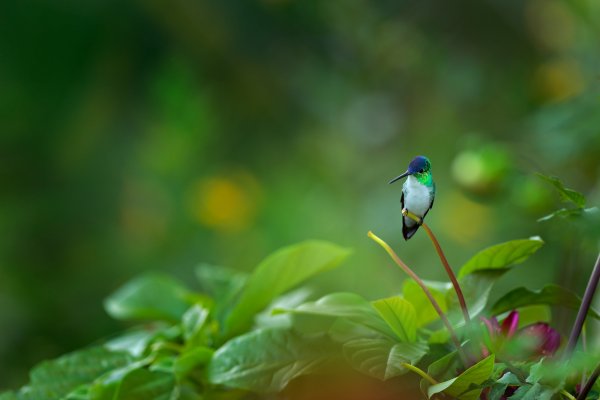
[368,231,465,357]
[402,209,471,324]
[577,362,600,400]
[566,253,600,356]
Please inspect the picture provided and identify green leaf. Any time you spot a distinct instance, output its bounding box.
[174,347,214,380]
[195,263,247,300]
[276,292,395,339]
[19,347,133,400]
[458,237,544,278]
[489,372,521,400]
[195,264,247,323]
[208,328,335,393]
[105,328,162,358]
[428,355,495,400]
[402,280,449,327]
[452,271,503,322]
[491,284,600,320]
[182,304,210,348]
[372,296,417,342]
[104,273,192,322]
[343,338,427,380]
[427,351,459,381]
[90,368,175,400]
[508,383,555,400]
[537,174,586,208]
[223,241,350,337]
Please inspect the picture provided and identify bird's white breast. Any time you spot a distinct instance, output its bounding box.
[403,176,432,217]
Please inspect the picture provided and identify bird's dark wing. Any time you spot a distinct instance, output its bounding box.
[401,191,420,240]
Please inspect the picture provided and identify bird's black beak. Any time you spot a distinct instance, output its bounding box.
[388,171,410,184]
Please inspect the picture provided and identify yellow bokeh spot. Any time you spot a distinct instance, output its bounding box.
[438,191,491,245]
[188,174,260,233]
[534,59,584,103]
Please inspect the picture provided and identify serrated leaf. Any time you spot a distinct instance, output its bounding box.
[343,338,427,380]
[372,296,417,342]
[428,355,495,400]
[18,347,133,400]
[223,240,351,338]
[537,174,586,208]
[208,328,335,393]
[402,280,449,327]
[491,284,600,320]
[104,273,192,322]
[458,238,544,278]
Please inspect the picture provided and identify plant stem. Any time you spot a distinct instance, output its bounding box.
[565,253,600,356]
[402,208,471,324]
[368,231,465,356]
[576,362,600,400]
[401,362,438,385]
[561,390,577,400]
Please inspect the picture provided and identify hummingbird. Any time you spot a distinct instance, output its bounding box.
[389,155,435,240]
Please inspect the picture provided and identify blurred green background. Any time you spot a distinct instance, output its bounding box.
[1,0,600,389]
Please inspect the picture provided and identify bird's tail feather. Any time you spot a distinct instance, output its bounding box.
[402,223,420,240]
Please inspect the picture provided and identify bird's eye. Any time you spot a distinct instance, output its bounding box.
[420,169,424,173]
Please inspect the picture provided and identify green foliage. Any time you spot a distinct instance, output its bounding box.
[427,355,495,400]
[104,273,194,322]
[458,237,544,278]
[372,296,417,342]
[7,347,133,400]
[207,328,335,393]
[492,284,600,320]
[4,214,599,400]
[537,173,598,222]
[343,338,427,380]
[402,280,449,327]
[223,240,351,338]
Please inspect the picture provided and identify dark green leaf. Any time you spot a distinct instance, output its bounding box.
[491,284,600,320]
[174,347,213,380]
[427,351,459,380]
[372,296,417,342]
[537,174,586,208]
[18,347,133,400]
[509,383,555,400]
[90,368,175,400]
[343,338,427,380]
[224,241,350,337]
[208,328,335,393]
[104,273,192,322]
[458,237,544,278]
[428,355,495,400]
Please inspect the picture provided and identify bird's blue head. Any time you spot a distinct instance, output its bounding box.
[389,155,432,185]
[407,156,431,175]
